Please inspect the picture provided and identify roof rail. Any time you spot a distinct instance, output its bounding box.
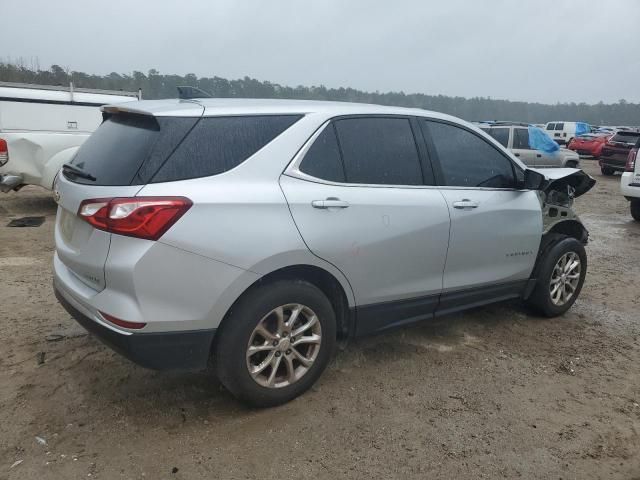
[177,86,213,100]
[484,121,531,127]
[0,81,141,99]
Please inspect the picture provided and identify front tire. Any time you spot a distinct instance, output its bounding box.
[214,280,336,407]
[527,236,587,317]
[631,199,640,221]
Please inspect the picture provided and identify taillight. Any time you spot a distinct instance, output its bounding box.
[626,148,638,172]
[78,196,192,240]
[0,139,8,167]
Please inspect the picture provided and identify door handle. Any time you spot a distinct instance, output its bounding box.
[536,154,542,158]
[452,199,479,209]
[311,198,350,209]
[514,153,520,157]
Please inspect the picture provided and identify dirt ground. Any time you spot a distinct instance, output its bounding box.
[1,160,639,479]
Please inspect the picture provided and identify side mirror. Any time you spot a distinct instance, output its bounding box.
[524,169,545,190]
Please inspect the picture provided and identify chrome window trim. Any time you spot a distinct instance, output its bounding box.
[283,118,527,192]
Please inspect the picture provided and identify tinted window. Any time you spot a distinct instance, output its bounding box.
[485,127,509,147]
[611,132,640,145]
[69,114,164,186]
[555,123,564,130]
[299,125,345,182]
[546,123,555,130]
[424,121,517,188]
[513,128,531,149]
[334,117,423,185]
[152,115,302,182]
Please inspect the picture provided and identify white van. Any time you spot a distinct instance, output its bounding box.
[544,121,590,146]
[0,82,139,192]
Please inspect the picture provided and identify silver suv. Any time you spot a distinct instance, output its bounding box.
[53,99,595,407]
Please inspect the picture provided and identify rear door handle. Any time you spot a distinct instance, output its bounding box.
[536,154,542,158]
[514,153,520,157]
[452,199,479,209]
[311,198,350,209]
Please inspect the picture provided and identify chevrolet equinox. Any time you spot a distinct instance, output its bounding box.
[53,99,595,406]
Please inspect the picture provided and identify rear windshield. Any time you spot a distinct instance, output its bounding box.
[68,114,167,186]
[66,113,302,185]
[611,133,640,145]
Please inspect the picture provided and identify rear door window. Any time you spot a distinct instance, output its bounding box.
[152,115,302,182]
[555,123,564,130]
[333,117,424,185]
[513,128,531,149]
[423,120,517,189]
[485,127,509,147]
[298,125,346,182]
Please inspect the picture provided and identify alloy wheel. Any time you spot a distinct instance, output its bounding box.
[246,303,322,388]
[549,252,581,306]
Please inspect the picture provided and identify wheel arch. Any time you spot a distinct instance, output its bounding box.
[546,219,588,245]
[217,262,355,342]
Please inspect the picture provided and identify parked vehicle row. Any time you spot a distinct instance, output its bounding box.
[480,122,580,168]
[567,133,610,158]
[0,82,139,192]
[544,121,590,147]
[599,131,640,175]
[53,98,595,406]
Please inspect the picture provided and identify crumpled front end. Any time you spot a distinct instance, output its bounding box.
[534,168,596,243]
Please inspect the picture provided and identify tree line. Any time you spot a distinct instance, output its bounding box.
[1,62,638,126]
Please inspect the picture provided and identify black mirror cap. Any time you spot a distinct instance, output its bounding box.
[524,169,546,190]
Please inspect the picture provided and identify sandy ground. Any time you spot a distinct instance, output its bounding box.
[0,160,639,480]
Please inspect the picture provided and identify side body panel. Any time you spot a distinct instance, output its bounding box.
[279,175,451,307]
[438,188,542,291]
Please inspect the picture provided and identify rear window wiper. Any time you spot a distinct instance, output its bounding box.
[62,163,96,182]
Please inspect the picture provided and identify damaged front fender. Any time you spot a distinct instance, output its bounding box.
[532,168,595,243]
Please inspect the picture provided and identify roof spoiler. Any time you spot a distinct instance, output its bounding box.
[177,86,212,100]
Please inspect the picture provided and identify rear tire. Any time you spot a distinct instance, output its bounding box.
[526,236,587,317]
[601,166,615,176]
[631,199,640,222]
[214,279,336,407]
[566,161,578,168]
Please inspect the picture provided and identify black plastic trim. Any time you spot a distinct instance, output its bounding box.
[355,294,439,336]
[54,285,215,371]
[436,280,528,317]
[354,280,529,336]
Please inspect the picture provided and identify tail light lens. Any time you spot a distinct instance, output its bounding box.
[78,196,192,240]
[626,148,638,172]
[0,139,8,167]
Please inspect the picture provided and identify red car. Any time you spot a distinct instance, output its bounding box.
[567,133,611,158]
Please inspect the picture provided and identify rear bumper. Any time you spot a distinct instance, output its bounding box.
[54,282,215,370]
[621,172,640,199]
[599,157,627,171]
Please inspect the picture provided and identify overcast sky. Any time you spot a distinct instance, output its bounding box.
[2,0,639,104]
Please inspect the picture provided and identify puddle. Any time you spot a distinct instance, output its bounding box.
[7,216,46,227]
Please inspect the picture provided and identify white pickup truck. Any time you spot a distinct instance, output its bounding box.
[0,82,139,192]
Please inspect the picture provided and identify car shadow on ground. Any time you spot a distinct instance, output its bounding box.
[54,299,556,420]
